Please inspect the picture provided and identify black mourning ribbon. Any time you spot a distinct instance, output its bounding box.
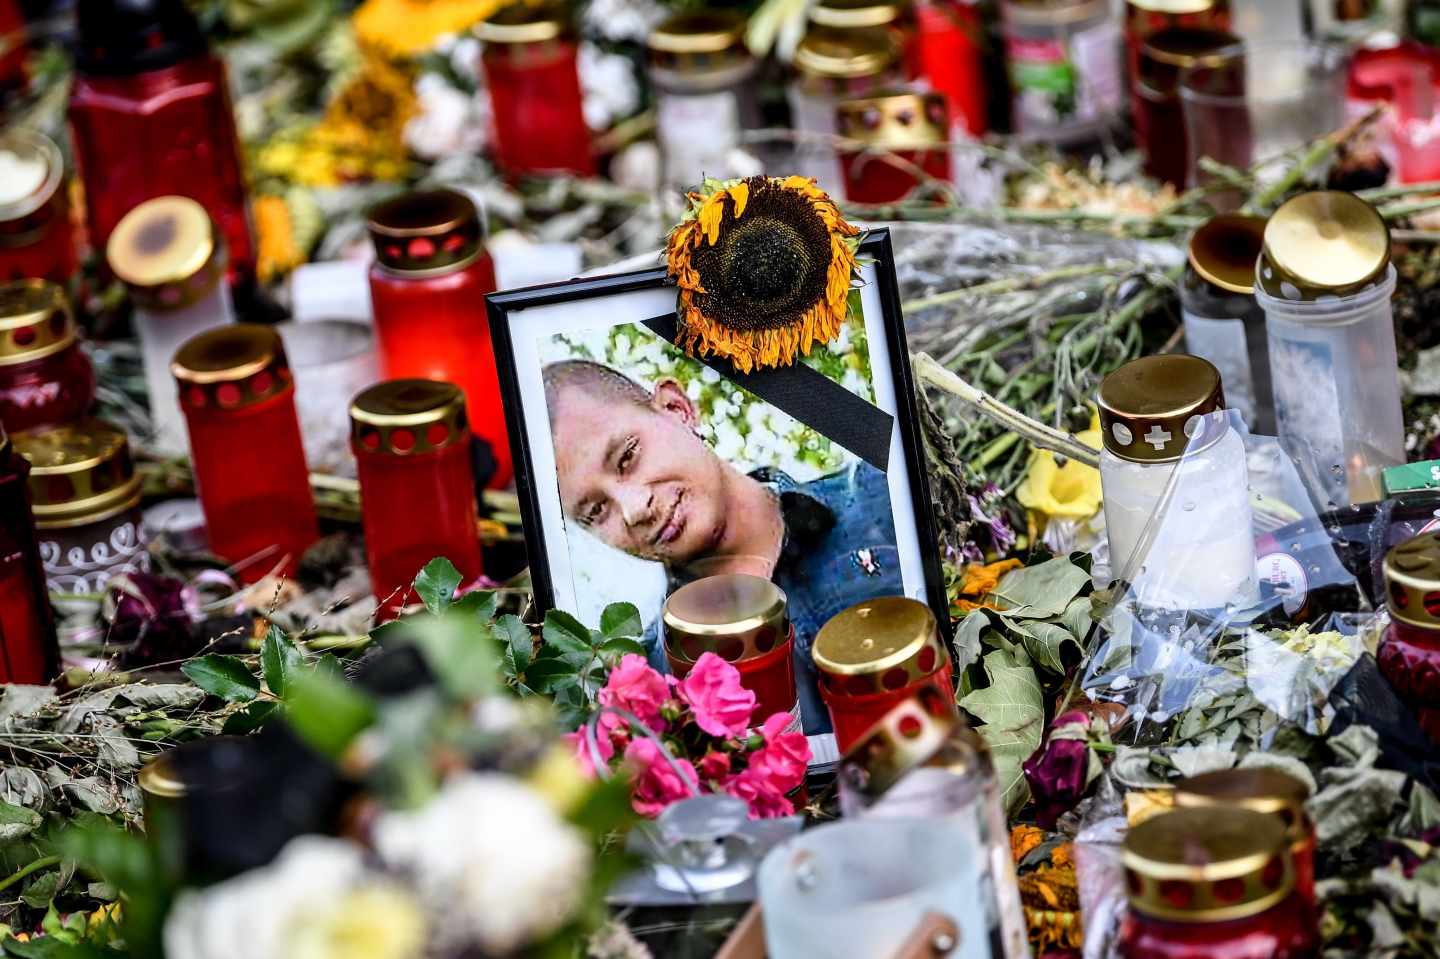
[641,315,893,472]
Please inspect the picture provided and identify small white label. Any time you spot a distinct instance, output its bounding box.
[1257,551,1307,616]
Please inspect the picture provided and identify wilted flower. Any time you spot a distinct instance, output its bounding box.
[624,737,699,817]
[106,571,201,664]
[966,482,1018,555]
[676,653,756,739]
[1021,711,1100,830]
[1016,416,1103,523]
[953,558,1023,613]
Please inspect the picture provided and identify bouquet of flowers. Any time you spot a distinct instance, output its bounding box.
[566,653,811,820]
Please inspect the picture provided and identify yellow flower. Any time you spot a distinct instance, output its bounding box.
[1015,414,1103,521]
[254,195,304,284]
[665,175,861,373]
[289,886,427,959]
[955,558,1023,613]
[354,0,506,57]
[528,743,591,816]
[1010,824,1044,864]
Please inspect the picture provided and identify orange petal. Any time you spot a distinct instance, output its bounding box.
[731,181,749,219]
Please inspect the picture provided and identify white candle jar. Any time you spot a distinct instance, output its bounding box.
[1253,191,1403,509]
[106,196,234,456]
[1098,354,1258,610]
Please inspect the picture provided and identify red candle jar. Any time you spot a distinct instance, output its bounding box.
[812,596,957,754]
[663,574,800,732]
[477,3,595,178]
[351,379,483,621]
[0,427,58,684]
[1119,806,1319,959]
[0,281,94,434]
[0,129,77,286]
[0,0,26,95]
[914,0,986,136]
[1133,27,1241,187]
[1124,0,1230,85]
[172,326,318,583]
[836,91,952,204]
[67,0,254,280]
[1378,530,1440,743]
[366,189,509,487]
[1175,768,1317,911]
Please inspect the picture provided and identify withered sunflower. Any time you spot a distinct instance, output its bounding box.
[666,175,861,373]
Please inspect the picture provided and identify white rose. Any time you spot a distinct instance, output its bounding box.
[404,73,488,160]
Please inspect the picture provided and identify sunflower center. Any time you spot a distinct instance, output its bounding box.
[721,218,811,303]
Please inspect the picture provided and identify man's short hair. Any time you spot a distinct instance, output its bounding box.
[542,360,651,425]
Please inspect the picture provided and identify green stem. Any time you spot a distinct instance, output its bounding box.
[901,263,1130,313]
[0,856,60,894]
[1358,180,1440,201]
[1379,197,1440,220]
[1243,105,1383,213]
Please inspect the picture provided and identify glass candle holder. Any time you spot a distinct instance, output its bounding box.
[1123,0,1230,81]
[1133,27,1241,187]
[809,0,915,74]
[351,380,482,622]
[14,418,149,596]
[836,91,952,204]
[1119,807,1319,959]
[477,3,594,178]
[0,428,58,684]
[662,574,801,733]
[647,10,760,192]
[274,320,379,478]
[1180,43,1347,194]
[108,196,234,456]
[1377,531,1440,744]
[914,0,986,136]
[1001,0,1124,145]
[789,28,904,198]
[173,325,318,583]
[0,280,95,434]
[1346,43,1440,186]
[1309,0,1401,44]
[1174,768,1317,911]
[366,188,508,488]
[837,688,1031,959]
[812,596,956,753]
[1180,215,1272,435]
[1254,191,1403,509]
[0,128,77,286]
[1098,354,1258,609]
[68,0,253,280]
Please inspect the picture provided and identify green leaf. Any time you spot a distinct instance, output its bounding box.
[526,653,580,694]
[283,670,375,759]
[413,558,463,615]
[959,647,1044,815]
[543,610,595,655]
[21,864,72,910]
[451,589,498,622]
[260,626,305,697]
[494,615,533,674]
[598,637,646,658]
[180,655,259,703]
[406,617,497,700]
[1060,596,1095,641]
[221,700,279,735]
[599,603,642,640]
[0,800,41,841]
[1002,617,1082,675]
[952,610,988,672]
[986,556,1091,620]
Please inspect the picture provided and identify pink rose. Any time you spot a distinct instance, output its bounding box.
[749,713,810,792]
[563,726,618,779]
[599,654,673,731]
[676,653,756,739]
[722,767,794,819]
[698,750,732,783]
[624,737,698,818]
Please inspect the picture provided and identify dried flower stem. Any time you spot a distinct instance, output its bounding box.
[902,263,1134,313]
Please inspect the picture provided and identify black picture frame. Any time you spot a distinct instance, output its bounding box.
[485,228,951,642]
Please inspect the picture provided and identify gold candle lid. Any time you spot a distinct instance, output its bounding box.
[1257,191,1391,302]
[809,0,906,29]
[1097,355,1226,463]
[1123,806,1295,923]
[14,419,143,529]
[1384,531,1440,629]
[795,27,899,80]
[1138,27,1241,89]
[812,596,948,695]
[662,574,789,664]
[1004,0,1111,27]
[172,325,292,412]
[107,196,227,311]
[1187,214,1266,295]
[351,379,469,456]
[367,188,484,276]
[1175,767,1311,844]
[647,10,748,70]
[0,280,77,366]
[476,3,569,44]
[1127,0,1219,12]
[138,752,186,799]
[836,91,948,149]
[0,128,64,232]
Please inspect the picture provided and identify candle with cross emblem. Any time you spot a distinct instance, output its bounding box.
[1097,354,1257,610]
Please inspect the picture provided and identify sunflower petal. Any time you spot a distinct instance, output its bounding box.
[731,181,749,219]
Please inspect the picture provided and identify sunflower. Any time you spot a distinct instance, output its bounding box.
[666,175,862,373]
[354,0,508,57]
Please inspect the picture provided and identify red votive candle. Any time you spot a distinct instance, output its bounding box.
[812,596,957,754]
[0,281,94,434]
[1175,767,1317,911]
[67,0,254,280]
[351,379,483,621]
[366,188,509,487]
[0,0,26,95]
[663,574,801,732]
[836,90,951,204]
[1378,531,1440,743]
[1133,27,1240,188]
[477,3,595,178]
[1119,807,1319,959]
[1124,0,1230,84]
[172,326,317,583]
[0,129,77,286]
[0,426,58,684]
[914,0,986,136]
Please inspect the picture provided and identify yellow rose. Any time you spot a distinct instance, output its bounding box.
[288,886,427,959]
[1015,415,1103,521]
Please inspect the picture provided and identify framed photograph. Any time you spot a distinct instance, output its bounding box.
[487,228,948,663]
